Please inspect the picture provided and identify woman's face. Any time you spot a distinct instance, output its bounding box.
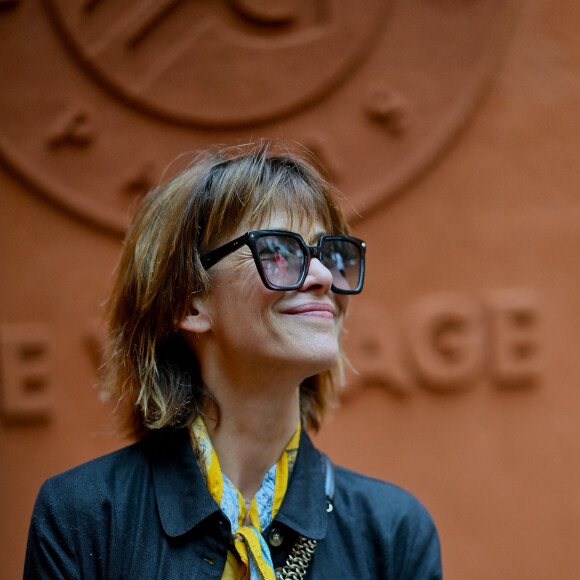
[187,210,349,385]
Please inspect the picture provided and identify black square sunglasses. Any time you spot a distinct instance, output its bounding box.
[200,230,366,294]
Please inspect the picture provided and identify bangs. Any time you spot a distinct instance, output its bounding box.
[198,147,348,251]
[246,180,344,235]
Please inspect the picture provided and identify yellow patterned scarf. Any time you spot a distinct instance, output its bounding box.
[189,417,300,580]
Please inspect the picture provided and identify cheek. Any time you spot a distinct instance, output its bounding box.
[242,274,276,304]
[333,297,349,335]
[335,295,349,317]
[213,260,258,295]
[227,273,280,322]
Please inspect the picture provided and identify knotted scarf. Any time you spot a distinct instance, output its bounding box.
[189,417,300,580]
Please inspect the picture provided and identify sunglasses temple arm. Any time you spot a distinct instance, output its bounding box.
[200,235,247,269]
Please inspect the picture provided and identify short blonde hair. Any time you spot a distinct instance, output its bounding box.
[103,141,350,438]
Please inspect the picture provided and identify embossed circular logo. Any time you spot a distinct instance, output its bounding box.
[0,1,513,235]
[44,0,389,127]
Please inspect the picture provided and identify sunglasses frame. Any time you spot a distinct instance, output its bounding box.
[200,229,366,294]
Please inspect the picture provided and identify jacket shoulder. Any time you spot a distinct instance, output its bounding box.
[334,466,433,520]
[29,439,153,528]
[24,438,157,579]
[44,438,149,495]
[331,466,442,579]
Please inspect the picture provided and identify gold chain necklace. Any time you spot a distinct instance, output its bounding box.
[276,536,318,580]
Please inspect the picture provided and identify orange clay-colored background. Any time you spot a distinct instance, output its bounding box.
[2,1,580,578]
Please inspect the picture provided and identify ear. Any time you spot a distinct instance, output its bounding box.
[178,302,213,335]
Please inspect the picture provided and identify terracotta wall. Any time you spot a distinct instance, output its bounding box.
[2,1,580,578]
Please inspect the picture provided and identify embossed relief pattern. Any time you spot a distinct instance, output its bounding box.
[0,0,512,233]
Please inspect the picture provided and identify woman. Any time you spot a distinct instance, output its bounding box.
[24,142,442,579]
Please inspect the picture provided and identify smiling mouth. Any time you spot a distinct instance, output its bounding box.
[282,303,335,319]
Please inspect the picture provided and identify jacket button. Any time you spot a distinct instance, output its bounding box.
[268,528,284,547]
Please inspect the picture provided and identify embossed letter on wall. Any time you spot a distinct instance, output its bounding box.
[346,289,541,397]
[0,323,53,422]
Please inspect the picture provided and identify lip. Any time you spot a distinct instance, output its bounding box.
[282,302,335,319]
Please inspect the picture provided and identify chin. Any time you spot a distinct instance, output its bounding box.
[302,343,340,375]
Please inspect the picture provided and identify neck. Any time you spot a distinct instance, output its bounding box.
[202,374,301,500]
[183,329,310,499]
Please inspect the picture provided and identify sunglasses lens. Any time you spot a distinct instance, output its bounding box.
[320,239,362,292]
[256,235,305,288]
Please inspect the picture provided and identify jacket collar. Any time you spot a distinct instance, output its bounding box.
[274,430,329,540]
[147,427,329,540]
[148,428,221,537]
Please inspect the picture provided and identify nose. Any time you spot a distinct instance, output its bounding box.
[300,257,333,293]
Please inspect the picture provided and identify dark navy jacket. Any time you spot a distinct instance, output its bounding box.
[24,428,442,579]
